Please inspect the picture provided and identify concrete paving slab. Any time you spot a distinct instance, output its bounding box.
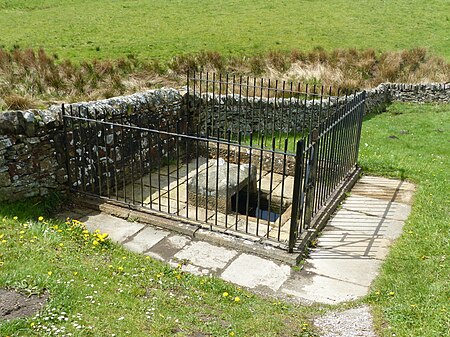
[56,209,95,222]
[305,257,382,287]
[174,241,238,271]
[147,234,191,261]
[221,254,291,291]
[82,213,145,243]
[123,226,170,254]
[280,273,368,304]
[181,264,211,276]
[343,194,411,221]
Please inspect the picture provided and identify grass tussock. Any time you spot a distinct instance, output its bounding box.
[0,47,449,110]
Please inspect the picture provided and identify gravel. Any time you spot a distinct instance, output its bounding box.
[314,305,378,337]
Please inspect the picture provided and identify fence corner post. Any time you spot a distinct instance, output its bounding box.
[288,140,305,253]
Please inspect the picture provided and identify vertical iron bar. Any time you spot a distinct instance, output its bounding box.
[256,135,264,236]
[93,109,103,197]
[225,130,231,229]
[147,128,153,210]
[60,104,71,191]
[234,132,242,231]
[138,120,144,207]
[120,114,127,203]
[214,129,220,228]
[279,81,286,149]
[271,80,278,142]
[289,140,305,252]
[245,132,253,233]
[70,106,80,193]
[277,138,288,241]
[102,110,111,199]
[195,126,200,220]
[267,137,276,237]
[205,127,210,225]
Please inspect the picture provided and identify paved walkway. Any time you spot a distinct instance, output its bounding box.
[59,175,414,305]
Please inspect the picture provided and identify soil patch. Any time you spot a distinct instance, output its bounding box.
[0,289,48,321]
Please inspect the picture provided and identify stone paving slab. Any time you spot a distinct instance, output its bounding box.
[173,241,238,271]
[61,175,414,309]
[123,226,170,254]
[280,273,369,304]
[281,176,415,304]
[82,213,146,244]
[221,254,291,292]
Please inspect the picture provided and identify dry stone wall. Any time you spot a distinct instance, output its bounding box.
[0,83,448,202]
[0,89,185,202]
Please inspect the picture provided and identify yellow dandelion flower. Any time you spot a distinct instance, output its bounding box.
[118,266,124,272]
[223,292,229,297]
[389,291,395,296]
[19,230,25,234]
[59,243,64,247]
[92,240,99,246]
[38,216,44,222]
[73,272,78,276]
[47,271,52,276]
[229,332,235,337]
[13,216,18,220]
[234,296,240,303]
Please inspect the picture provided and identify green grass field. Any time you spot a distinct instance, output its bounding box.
[359,103,449,336]
[1,0,449,61]
[0,201,318,337]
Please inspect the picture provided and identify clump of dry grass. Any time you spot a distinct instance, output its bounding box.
[0,47,448,110]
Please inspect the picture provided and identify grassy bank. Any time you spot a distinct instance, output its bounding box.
[0,199,318,337]
[1,0,449,61]
[359,103,449,336]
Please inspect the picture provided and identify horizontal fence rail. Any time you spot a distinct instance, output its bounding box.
[61,73,366,252]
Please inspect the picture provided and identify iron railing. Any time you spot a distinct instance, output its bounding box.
[61,73,365,252]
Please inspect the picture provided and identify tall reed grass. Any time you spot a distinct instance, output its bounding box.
[0,47,448,110]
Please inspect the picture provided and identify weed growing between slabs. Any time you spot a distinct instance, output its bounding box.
[359,103,449,337]
[0,200,318,337]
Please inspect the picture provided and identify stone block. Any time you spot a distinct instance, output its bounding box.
[187,158,257,214]
[0,171,11,187]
